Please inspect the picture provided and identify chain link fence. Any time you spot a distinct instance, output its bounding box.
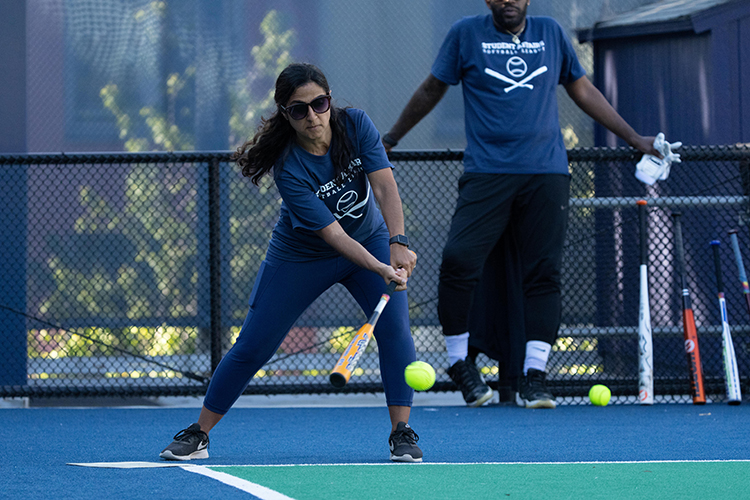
[2,145,750,404]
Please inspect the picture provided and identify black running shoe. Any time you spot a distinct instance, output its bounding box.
[389,422,423,463]
[447,358,493,407]
[159,423,209,461]
[516,368,557,409]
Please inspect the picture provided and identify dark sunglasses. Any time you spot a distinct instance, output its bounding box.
[280,94,331,120]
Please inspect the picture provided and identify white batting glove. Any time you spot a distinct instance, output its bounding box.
[635,133,682,185]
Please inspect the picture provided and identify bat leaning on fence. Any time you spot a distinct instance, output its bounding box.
[711,240,742,404]
[672,213,706,404]
[728,229,750,321]
[637,200,654,405]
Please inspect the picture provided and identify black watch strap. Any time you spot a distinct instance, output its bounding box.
[389,234,409,247]
[382,133,399,147]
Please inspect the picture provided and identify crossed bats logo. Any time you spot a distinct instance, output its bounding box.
[484,59,548,93]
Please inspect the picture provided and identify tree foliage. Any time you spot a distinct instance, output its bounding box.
[36,7,295,359]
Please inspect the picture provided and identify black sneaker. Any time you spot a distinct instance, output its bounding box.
[389,422,423,463]
[447,358,493,407]
[159,423,209,461]
[516,369,557,409]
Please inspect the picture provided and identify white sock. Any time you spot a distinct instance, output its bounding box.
[445,332,470,366]
[523,340,551,375]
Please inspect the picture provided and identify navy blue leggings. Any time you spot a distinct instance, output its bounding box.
[203,235,416,414]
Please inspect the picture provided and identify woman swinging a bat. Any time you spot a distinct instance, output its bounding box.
[159,63,421,463]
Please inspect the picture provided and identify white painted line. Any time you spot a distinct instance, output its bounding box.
[67,461,198,468]
[68,459,750,470]
[207,459,750,467]
[183,465,297,500]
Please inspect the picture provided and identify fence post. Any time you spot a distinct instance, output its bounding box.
[0,2,27,386]
[0,163,27,386]
[208,157,223,373]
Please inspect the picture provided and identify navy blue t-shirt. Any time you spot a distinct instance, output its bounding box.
[431,15,585,175]
[266,108,391,261]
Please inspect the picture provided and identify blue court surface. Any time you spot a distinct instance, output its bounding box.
[4,394,750,499]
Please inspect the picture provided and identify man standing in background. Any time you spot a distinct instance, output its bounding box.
[382,0,660,408]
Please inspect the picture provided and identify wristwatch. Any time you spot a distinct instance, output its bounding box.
[382,133,399,148]
[389,234,410,248]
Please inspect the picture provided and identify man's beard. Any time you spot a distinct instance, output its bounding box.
[490,3,527,32]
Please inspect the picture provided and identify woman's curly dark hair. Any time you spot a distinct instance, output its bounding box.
[232,63,353,185]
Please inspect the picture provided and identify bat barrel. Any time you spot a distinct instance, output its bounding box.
[328,281,398,388]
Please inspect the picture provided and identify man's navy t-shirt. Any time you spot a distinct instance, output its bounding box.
[431,15,585,175]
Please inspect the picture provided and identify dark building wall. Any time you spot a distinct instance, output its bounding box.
[590,2,750,147]
[709,14,750,144]
[593,32,713,147]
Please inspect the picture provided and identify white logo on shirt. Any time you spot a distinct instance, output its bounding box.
[316,158,363,200]
[314,157,370,220]
[334,186,370,220]
[337,190,358,213]
[484,65,548,93]
[507,57,527,77]
[482,40,546,55]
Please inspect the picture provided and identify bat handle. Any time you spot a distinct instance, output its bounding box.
[729,230,748,283]
[672,212,687,278]
[711,240,725,293]
[385,280,398,295]
[637,200,648,266]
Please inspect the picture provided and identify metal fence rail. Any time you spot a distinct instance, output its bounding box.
[1,145,750,404]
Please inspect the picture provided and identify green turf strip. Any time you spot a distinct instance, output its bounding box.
[210,462,748,500]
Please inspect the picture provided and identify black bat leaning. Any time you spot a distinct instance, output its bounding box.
[728,229,750,320]
[672,213,705,404]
